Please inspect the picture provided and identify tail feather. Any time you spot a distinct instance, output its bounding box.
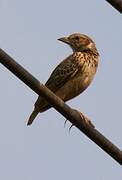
[27,109,39,126]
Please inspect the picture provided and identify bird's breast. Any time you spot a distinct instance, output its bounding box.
[64,63,97,101]
[56,52,99,102]
[56,70,96,102]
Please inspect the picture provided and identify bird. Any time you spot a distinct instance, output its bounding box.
[27,33,99,126]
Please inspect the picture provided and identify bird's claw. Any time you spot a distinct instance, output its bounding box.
[64,119,68,127]
[69,124,74,133]
[64,119,74,133]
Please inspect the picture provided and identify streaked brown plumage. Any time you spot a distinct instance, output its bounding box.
[27,33,99,125]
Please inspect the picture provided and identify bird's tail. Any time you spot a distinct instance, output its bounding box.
[27,108,39,126]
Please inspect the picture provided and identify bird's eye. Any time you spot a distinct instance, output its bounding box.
[75,36,79,40]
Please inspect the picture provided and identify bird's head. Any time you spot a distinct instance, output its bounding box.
[58,33,98,54]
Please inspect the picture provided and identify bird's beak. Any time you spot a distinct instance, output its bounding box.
[58,37,70,44]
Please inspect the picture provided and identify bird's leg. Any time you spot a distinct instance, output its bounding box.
[74,109,95,128]
[84,116,95,128]
[67,109,95,132]
[64,109,95,132]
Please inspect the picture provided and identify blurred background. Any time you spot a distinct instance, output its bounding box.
[0,0,122,179]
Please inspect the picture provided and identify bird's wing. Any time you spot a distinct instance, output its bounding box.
[45,54,82,92]
[34,53,84,109]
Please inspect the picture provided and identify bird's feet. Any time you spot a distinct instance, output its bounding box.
[77,110,95,128]
[64,109,95,132]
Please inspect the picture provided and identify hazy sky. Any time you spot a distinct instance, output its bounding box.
[0,0,122,179]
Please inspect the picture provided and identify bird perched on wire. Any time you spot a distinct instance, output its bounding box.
[27,33,99,126]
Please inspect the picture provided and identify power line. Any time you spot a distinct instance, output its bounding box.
[106,0,122,13]
[0,48,121,165]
